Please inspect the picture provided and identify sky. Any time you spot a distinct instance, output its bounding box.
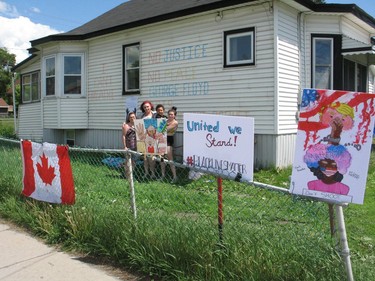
[0,0,374,64]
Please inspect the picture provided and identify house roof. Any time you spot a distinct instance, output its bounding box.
[29,0,375,46]
[12,0,375,71]
[0,98,9,107]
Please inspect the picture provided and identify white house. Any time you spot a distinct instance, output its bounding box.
[13,0,375,168]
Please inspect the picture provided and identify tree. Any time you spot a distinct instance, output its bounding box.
[312,0,326,3]
[0,47,16,101]
[0,48,20,114]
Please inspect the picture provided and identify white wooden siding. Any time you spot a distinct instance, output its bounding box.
[21,60,41,74]
[276,2,300,134]
[42,98,59,128]
[42,97,88,128]
[87,3,276,134]
[18,103,43,142]
[341,17,372,45]
[60,98,88,128]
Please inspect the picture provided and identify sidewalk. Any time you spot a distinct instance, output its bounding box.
[0,221,140,281]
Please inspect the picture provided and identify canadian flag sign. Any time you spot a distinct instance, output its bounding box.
[21,140,75,204]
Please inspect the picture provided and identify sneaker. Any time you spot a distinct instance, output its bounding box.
[171,177,178,183]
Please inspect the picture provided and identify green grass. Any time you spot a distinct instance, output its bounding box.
[0,139,374,280]
[0,117,16,139]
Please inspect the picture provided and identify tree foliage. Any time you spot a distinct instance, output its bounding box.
[0,48,19,110]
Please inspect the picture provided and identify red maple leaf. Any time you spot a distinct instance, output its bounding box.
[36,153,56,185]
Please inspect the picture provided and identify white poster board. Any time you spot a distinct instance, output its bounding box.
[183,113,254,181]
[290,89,375,204]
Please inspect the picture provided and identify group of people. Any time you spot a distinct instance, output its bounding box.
[122,100,178,182]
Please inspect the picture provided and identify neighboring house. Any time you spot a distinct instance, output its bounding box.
[0,98,10,117]
[13,0,375,168]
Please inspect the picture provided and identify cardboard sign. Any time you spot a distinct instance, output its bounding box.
[134,118,167,155]
[290,89,375,204]
[183,113,254,181]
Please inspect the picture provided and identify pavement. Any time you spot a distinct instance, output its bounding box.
[0,220,141,281]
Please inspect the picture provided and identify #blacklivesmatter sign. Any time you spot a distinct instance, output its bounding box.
[183,113,254,181]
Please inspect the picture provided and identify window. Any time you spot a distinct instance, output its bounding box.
[343,59,367,92]
[224,27,255,67]
[65,129,75,146]
[343,60,356,91]
[312,37,333,89]
[45,57,55,96]
[64,55,82,94]
[22,71,40,103]
[123,43,140,94]
[357,64,367,92]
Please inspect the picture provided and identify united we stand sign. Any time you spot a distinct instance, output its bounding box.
[21,140,75,205]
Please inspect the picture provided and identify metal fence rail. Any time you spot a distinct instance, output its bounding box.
[0,137,351,280]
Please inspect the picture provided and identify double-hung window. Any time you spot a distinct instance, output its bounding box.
[224,27,255,67]
[45,56,55,96]
[312,37,333,89]
[22,71,40,103]
[343,59,367,92]
[43,54,84,97]
[63,55,82,94]
[123,43,140,94]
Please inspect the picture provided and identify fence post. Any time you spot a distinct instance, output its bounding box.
[217,177,223,244]
[125,152,137,219]
[335,204,354,281]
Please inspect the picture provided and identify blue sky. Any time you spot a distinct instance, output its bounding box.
[327,0,375,18]
[0,0,374,63]
[2,0,127,32]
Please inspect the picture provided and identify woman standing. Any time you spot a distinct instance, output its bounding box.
[122,111,137,177]
[139,101,156,178]
[165,106,178,182]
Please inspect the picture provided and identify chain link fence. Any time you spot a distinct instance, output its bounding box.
[0,137,350,280]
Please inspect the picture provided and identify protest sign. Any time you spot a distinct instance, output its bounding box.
[134,118,167,155]
[183,113,254,181]
[290,89,375,204]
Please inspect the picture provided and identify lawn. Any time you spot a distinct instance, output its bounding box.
[0,138,373,280]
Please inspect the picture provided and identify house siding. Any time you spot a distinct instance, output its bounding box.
[13,0,375,168]
[18,103,43,142]
[341,17,372,45]
[87,3,276,134]
[42,98,59,128]
[60,98,88,128]
[276,2,299,135]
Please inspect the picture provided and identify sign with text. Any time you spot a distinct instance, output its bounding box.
[290,89,375,204]
[183,113,254,181]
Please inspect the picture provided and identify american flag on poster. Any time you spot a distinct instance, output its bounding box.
[21,140,75,205]
[290,89,375,205]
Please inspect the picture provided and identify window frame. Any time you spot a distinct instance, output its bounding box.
[21,71,41,103]
[65,129,75,146]
[122,43,140,95]
[62,54,84,95]
[224,27,255,68]
[311,34,342,90]
[44,56,56,96]
[312,37,334,89]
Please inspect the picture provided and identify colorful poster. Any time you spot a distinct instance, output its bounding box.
[134,118,167,155]
[183,113,254,181]
[290,89,375,204]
